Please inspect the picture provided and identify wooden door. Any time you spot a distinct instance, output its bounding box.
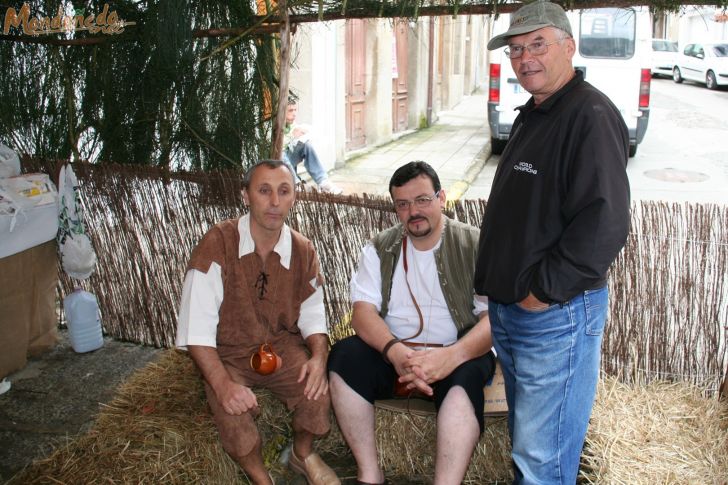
[346,19,367,150]
[391,19,409,133]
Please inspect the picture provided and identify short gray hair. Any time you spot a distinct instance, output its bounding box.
[243,160,295,189]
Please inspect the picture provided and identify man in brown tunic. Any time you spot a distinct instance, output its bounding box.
[176,160,339,485]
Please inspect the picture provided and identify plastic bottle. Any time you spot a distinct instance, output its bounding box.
[63,288,104,353]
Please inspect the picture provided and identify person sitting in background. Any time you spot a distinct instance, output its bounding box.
[284,99,343,195]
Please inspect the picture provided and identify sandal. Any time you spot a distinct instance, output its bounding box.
[288,449,340,485]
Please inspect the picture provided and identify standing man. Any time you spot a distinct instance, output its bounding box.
[284,99,343,195]
[176,160,340,485]
[474,1,630,484]
[329,161,496,485]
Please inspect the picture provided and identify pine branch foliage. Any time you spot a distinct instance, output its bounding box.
[1,0,279,170]
[1,0,727,169]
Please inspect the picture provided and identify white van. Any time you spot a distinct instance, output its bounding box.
[487,7,652,157]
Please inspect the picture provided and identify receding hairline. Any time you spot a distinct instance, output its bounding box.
[243,160,296,188]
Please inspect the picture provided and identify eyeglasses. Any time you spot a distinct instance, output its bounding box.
[505,38,564,59]
[394,191,440,211]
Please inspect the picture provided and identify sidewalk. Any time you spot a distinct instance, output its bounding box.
[326,88,492,200]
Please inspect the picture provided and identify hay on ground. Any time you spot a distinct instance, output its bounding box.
[580,375,728,484]
[9,351,728,484]
[8,349,242,484]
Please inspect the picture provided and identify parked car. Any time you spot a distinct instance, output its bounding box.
[672,43,728,89]
[651,38,678,77]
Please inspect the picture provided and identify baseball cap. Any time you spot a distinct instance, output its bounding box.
[487,0,573,50]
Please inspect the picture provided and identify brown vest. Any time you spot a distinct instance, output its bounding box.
[187,218,321,361]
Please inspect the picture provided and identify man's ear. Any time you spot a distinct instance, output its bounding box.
[565,37,576,59]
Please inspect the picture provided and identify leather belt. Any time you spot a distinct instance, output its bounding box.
[401,341,444,348]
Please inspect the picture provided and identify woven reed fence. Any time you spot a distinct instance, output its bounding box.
[29,161,728,397]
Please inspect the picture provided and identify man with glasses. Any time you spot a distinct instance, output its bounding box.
[474,1,630,484]
[328,161,496,485]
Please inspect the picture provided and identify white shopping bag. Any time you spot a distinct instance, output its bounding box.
[57,164,97,280]
[0,143,21,178]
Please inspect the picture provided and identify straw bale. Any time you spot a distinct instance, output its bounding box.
[374,405,512,483]
[580,376,728,484]
[8,349,243,484]
[10,349,728,485]
[7,349,350,485]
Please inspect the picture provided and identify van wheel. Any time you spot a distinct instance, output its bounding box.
[706,71,717,90]
[672,67,683,83]
[628,143,638,158]
[491,138,508,155]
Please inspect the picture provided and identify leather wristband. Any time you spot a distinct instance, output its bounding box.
[381,337,401,364]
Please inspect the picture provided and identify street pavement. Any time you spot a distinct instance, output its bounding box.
[325,81,728,207]
[327,87,494,201]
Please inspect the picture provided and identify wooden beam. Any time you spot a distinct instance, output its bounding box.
[284,0,721,24]
[1,0,722,46]
[271,0,292,160]
[0,24,292,46]
[0,33,119,46]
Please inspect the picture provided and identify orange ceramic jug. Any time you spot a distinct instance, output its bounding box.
[250,343,283,375]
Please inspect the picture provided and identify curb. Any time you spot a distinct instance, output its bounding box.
[446,141,492,201]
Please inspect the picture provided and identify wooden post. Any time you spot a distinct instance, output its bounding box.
[271,0,291,160]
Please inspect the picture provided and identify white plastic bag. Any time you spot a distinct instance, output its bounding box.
[0,143,20,178]
[60,234,97,280]
[57,164,97,280]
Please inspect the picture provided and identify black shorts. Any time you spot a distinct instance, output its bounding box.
[328,335,496,433]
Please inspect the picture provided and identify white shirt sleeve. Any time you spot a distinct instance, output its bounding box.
[473,293,489,316]
[176,265,224,350]
[297,278,328,339]
[350,243,383,311]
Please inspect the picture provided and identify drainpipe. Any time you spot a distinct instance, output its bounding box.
[426,17,435,127]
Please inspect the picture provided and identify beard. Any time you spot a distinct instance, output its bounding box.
[406,215,432,238]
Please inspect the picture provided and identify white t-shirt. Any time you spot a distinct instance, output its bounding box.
[350,238,487,347]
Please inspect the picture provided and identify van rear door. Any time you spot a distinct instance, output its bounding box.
[487,7,651,158]
[574,7,651,156]
[488,53,530,154]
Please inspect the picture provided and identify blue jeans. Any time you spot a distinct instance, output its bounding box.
[489,287,608,485]
[283,141,327,185]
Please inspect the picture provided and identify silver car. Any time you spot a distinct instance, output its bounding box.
[673,43,728,90]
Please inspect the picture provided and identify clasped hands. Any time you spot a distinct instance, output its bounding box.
[389,343,456,397]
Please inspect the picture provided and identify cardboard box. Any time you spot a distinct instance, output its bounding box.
[0,240,59,379]
[483,361,508,416]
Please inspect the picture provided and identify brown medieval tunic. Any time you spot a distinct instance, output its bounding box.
[187,217,330,458]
